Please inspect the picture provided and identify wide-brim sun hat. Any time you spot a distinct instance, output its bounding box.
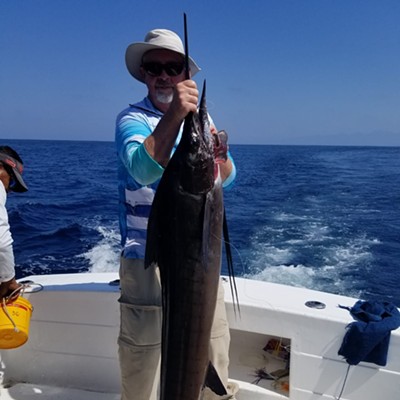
[0,151,28,192]
[125,29,201,83]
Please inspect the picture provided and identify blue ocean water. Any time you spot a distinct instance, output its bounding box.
[5,139,400,306]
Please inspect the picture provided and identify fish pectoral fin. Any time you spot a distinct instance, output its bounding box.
[203,361,227,396]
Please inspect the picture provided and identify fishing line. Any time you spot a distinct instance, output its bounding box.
[335,364,351,400]
[212,219,246,319]
[223,208,241,317]
[215,233,246,276]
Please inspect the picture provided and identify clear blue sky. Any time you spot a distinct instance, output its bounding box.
[1,0,399,145]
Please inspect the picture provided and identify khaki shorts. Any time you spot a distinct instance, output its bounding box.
[118,256,233,400]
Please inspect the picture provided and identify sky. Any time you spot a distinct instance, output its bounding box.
[1,0,400,146]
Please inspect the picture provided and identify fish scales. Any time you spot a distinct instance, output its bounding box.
[145,84,224,400]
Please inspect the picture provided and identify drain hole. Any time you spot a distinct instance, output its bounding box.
[305,300,326,309]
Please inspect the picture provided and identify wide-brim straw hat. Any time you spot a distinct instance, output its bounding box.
[125,29,201,83]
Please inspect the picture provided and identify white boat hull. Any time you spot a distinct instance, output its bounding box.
[0,273,399,399]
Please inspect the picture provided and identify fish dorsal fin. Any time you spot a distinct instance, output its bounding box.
[203,361,227,396]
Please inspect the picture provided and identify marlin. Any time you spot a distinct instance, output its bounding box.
[145,80,228,399]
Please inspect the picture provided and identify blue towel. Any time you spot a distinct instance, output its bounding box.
[338,300,400,366]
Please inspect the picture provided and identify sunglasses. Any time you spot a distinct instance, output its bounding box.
[142,62,185,77]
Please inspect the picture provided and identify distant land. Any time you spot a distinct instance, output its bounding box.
[263,131,400,147]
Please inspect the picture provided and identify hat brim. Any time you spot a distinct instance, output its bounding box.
[0,153,28,192]
[125,42,201,83]
[10,168,28,192]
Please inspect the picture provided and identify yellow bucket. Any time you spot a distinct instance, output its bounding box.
[0,296,33,349]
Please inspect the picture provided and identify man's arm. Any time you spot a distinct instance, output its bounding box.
[0,186,19,299]
[143,80,198,167]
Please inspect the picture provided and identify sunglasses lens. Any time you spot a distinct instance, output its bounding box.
[165,63,184,76]
[143,62,162,76]
[143,62,184,77]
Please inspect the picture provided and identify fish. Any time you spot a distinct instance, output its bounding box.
[145,81,227,399]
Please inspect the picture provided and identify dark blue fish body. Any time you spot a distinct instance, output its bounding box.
[145,83,225,400]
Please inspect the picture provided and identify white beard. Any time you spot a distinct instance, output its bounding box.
[155,90,173,104]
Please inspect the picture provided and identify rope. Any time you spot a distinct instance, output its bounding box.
[6,284,27,301]
[1,283,39,333]
[2,298,19,332]
[335,364,351,400]
[1,285,27,332]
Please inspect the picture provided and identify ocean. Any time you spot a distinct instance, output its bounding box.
[5,139,400,307]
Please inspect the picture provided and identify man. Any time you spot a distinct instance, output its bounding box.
[115,29,237,400]
[0,146,28,299]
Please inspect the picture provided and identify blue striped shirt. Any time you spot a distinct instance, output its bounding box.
[115,96,236,259]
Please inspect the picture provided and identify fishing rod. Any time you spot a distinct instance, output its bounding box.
[183,13,193,127]
[183,13,190,81]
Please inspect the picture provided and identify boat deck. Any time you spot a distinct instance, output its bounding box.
[0,380,278,400]
[1,273,399,400]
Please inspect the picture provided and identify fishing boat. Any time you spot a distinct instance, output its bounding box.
[0,272,399,399]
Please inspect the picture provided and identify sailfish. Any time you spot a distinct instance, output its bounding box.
[144,15,234,400]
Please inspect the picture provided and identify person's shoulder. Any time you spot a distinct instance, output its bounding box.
[116,103,140,120]
[117,97,162,121]
[0,181,6,204]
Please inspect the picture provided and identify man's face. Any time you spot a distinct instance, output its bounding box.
[140,49,186,111]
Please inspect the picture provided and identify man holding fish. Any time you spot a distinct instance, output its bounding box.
[115,28,237,400]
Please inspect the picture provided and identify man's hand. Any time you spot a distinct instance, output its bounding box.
[167,79,199,122]
[210,126,233,183]
[212,130,229,164]
[0,278,22,300]
[145,79,199,167]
